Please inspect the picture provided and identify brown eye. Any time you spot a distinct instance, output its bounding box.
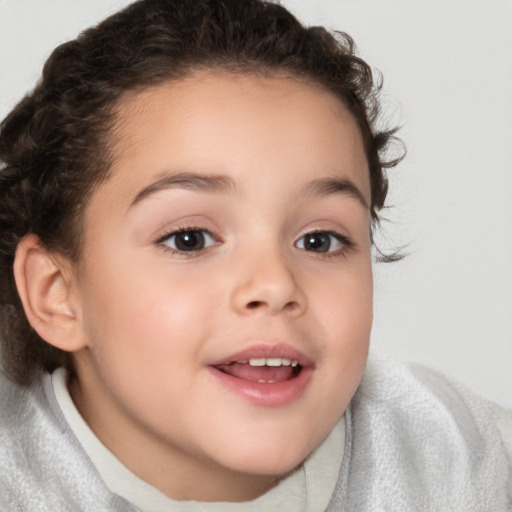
[161,229,216,252]
[302,232,331,252]
[295,231,351,254]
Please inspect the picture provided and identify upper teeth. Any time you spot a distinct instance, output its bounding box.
[248,358,298,367]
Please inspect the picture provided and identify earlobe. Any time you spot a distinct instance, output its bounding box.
[13,234,86,352]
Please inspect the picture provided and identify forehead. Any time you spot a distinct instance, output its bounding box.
[102,71,370,206]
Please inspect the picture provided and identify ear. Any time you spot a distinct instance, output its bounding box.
[13,234,86,352]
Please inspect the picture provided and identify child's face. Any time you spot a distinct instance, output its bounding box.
[70,71,372,497]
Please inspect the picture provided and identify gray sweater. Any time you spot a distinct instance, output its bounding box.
[1,359,511,511]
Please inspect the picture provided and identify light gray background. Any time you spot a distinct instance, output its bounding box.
[1,0,511,408]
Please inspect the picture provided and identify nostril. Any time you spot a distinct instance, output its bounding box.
[245,300,299,312]
[284,301,300,313]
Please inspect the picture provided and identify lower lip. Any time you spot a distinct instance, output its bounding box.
[207,366,313,407]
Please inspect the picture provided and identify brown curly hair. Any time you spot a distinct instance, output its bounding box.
[0,0,403,386]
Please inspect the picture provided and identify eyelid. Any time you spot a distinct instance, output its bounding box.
[153,215,221,245]
[295,229,355,255]
[155,225,221,256]
[156,226,214,243]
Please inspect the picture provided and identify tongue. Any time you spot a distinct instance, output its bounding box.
[215,362,296,383]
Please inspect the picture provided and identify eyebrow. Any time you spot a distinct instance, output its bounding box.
[130,171,236,207]
[302,176,369,209]
[129,171,369,210]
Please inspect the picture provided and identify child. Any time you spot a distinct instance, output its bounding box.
[0,0,510,510]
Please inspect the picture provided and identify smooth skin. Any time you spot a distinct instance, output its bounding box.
[15,71,373,501]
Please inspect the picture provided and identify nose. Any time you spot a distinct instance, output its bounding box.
[230,246,307,317]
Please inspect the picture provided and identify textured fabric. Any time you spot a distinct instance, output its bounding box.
[50,368,344,512]
[326,360,512,511]
[0,371,137,511]
[1,360,511,511]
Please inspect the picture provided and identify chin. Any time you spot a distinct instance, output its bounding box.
[228,456,305,478]
[209,432,319,477]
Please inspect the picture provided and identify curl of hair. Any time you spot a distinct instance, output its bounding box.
[0,0,404,385]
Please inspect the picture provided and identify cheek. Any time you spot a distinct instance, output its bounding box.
[78,253,223,375]
[313,257,373,333]
[310,261,372,392]
[320,286,372,373]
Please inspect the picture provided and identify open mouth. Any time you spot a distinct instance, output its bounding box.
[213,358,303,384]
[207,344,313,406]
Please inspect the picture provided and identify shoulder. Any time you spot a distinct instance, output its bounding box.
[337,359,512,511]
[355,358,506,420]
[355,358,512,459]
[357,359,512,442]
[0,371,44,452]
[0,371,51,507]
[0,370,136,511]
[488,400,512,455]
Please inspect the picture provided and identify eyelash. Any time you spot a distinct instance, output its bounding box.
[294,230,355,258]
[156,226,220,257]
[155,227,354,258]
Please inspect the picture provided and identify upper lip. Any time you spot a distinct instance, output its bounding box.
[208,343,314,368]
